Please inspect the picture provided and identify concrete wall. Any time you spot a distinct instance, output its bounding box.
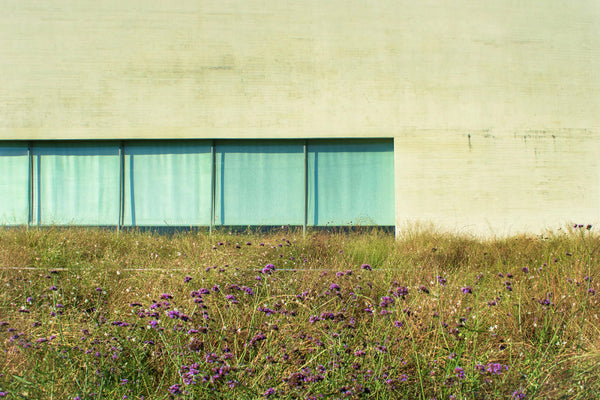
[1,1,599,235]
[394,130,600,236]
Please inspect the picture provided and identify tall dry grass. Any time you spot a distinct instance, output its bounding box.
[0,226,598,399]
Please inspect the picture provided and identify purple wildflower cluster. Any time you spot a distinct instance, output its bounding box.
[475,363,510,375]
[379,296,395,308]
[392,284,409,298]
[573,224,592,230]
[309,312,345,323]
[261,263,276,274]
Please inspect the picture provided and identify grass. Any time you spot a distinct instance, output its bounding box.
[0,225,599,399]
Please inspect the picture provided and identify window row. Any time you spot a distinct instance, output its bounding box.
[0,140,394,227]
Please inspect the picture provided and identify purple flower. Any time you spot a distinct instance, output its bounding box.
[261,264,276,274]
[380,296,395,308]
[486,363,509,375]
[461,286,472,294]
[226,295,238,304]
[168,384,182,395]
[184,276,192,283]
[247,332,266,347]
[511,389,526,399]
[361,264,372,270]
[330,283,341,291]
[319,312,338,321]
[394,321,403,328]
[455,367,465,380]
[264,388,276,398]
[538,298,552,306]
[161,293,173,300]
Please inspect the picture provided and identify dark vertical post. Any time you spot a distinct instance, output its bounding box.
[303,140,308,235]
[118,141,125,232]
[210,140,215,234]
[27,142,33,227]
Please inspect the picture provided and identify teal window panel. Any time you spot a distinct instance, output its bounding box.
[123,141,211,226]
[33,142,120,225]
[308,139,394,226]
[215,140,304,225]
[0,142,29,225]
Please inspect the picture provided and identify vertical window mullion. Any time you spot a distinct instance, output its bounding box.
[118,141,125,230]
[27,141,33,227]
[210,140,216,233]
[303,140,308,235]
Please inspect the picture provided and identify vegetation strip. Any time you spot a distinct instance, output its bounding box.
[0,226,598,399]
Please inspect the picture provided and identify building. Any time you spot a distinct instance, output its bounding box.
[1,1,599,235]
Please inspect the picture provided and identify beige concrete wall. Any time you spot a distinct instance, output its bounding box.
[394,130,600,236]
[1,1,599,235]
[1,0,598,139]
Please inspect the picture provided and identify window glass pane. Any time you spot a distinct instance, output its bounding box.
[215,140,304,225]
[124,141,211,226]
[1,139,395,227]
[0,142,29,225]
[33,142,120,225]
[308,139,394,226]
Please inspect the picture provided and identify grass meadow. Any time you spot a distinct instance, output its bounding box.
[0,225,599,399]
